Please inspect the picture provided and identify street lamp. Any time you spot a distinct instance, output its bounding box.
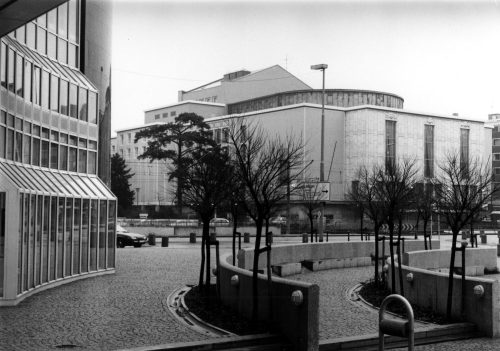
[311,63,328,242]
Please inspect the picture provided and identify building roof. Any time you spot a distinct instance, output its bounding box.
[115,122,166,134]
[144,100,225,113]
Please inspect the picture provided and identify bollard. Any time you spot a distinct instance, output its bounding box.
[244,232,250,243]
[302,233,308,243]
[189,232,196,243]
[379,294,414,351]
[210,232,217,242]
[148,234,156,246]
[480,230,487,244]
[161,237,169,247]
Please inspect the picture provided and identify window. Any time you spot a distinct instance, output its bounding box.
[47,9,57,32]
[154,114,160,120]
[69,147,77,171]
[32,66,41,105]
[88,91,97,124]
[120,134,124,144]
[69,84,77,118]
[32,137,40,165]
[41,140,49,167]
[88,151,96,174]
[15,54,23,96]
[41,70,49,109]
[222,128,229,143]
[68,0,78,43]
[36,27,46,55]
[57,38,67,64]
[385,120,396,171]
[170,111,176,117]
[50,74,59,112]
[50,142,58,169]
[58,3,68,38]
[424,125,434,178]
[162,113,168,118]
[26,22,35,49]
[0,126,5,158]
[24,60,31,102]
[59,79,68,115]
[0,42,6,89]
[23,134,31,164]
[460,128,469,173]
[79,88,87,121]
[59,145,68,170]
[112,145,115,153]
[127,148,131,157]
[7,49,15,93]
[494,154,500,161]
[134,146,138,156]
[215,129,221,143]
[78,149,86,172]
[128,133,131,143]
[493,139,500,146]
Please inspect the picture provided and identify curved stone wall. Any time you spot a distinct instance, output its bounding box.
[228,89,404,114]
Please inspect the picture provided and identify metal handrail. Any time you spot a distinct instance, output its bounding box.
[379,294,414,351]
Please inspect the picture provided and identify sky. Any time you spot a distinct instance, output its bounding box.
[111,0,500,136]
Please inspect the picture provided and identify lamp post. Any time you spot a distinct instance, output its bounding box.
[311,63,328,242]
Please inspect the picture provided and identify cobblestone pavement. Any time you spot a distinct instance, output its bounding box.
[0,246,208,351]
[392,338,500,350]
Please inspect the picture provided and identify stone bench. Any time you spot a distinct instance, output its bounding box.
[302,256,372,271]
[271,262,302,277]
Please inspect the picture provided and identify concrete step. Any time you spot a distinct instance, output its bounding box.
[319,322,480,350]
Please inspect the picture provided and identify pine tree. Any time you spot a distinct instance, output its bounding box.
[111,153,135,216]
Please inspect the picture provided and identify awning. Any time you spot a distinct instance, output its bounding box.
[0,162,115,200]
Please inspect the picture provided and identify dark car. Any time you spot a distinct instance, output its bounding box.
[116,225,147,248]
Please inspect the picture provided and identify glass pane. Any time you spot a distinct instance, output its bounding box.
[72,198,81,275]
[24,60,31,102]
[26,22,36,49]
[15,26,25,44]
[29,195,35,289]
[78,88,87,122]
[57,197,64,279]
[81,199,89,273]
[6,129,13,160]
[58,38,68,65]
[47,33,57,59]
[59,145,68,171]
[69,147,77,172]
[88,91,97,124]
[58,3,68,38]
[98,200,106,270]
[50,75,59,112]
[50,142,58,169]
[0,126,5,158]
[37,13,47,28]
[1,42,6,89]
[68,0,79,43]
[22,194,29,292]
[50,196,57,281]
[89,199,98,271]
[14,131,22,162]
[32,66,41,106]
[107,201,115,268]
[59,79,68,115]
[68,43,77,68]
[47,9,57,33]
[7,49,15,93]
[69,84,77,118]
[41,70,49,109]
[15,55,23,97]
[78,149,86,173]
[32,137,40,166]
[23,134,31,164]
[35,195,42,286]
[41,140,49,167]
[36,27,46,55]
[88,151,96,174]
[42,196,49,283]
[65,198,72,277]
[0,194,4,296]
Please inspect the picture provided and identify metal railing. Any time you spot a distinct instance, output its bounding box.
[379,294,414,351]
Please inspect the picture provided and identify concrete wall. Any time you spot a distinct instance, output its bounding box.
[238,240,439,270]
[174,225,282,236]
[218,253,319,351]
[403,248,498,271]
[389,262,500,337]
[144,102,226,124]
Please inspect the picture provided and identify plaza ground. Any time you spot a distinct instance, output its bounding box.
[1,233,500,350]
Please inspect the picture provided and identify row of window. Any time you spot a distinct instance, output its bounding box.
[113,146,147,159]
[0,42,97,124]
[11,0,79,67]
[154,111,176,120]
[384,120,469,178]
[17,193,116,295]
[0,111,97,174]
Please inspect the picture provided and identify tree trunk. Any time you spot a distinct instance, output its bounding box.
[415,212,421,239]
[389,221,396,294]
[309,213,314,242]
[423,218,428,250]
[177,143,183,215]
[447,229,459,319]
[265,219,273,319]
[199,234,205,287]
[252,217,264,322]
[360,208,364,241]
[374,225,380,286]
[232,209,238,266]
[397,216,404,297]
[204,220,211,294]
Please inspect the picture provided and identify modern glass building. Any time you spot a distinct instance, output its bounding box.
[0,0,116,306]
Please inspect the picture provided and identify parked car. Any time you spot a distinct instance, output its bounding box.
[270,216,287,225]
[116,225,147,248]
[210,218,230,226]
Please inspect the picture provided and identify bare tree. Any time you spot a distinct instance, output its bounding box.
[434,153,498,318]
[226,119,308,321]
[414,181,436,249]
[375,159,418,294]
[181,145,235,295]
[300,177,325,242]
[349,166,386,285]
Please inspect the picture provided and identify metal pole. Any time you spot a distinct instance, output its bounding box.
[319,68,326,242]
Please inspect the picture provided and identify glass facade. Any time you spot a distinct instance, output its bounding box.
[0,0,115,305]
[385,120,396,171]
[424,124,434,178]
[460,128,470,174]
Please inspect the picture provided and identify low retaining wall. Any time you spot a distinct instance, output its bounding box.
[218,253,319,351]
[175,225,281,236]
[237,240,440,270]
[389,253,500,336]
[403,247,498,273]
